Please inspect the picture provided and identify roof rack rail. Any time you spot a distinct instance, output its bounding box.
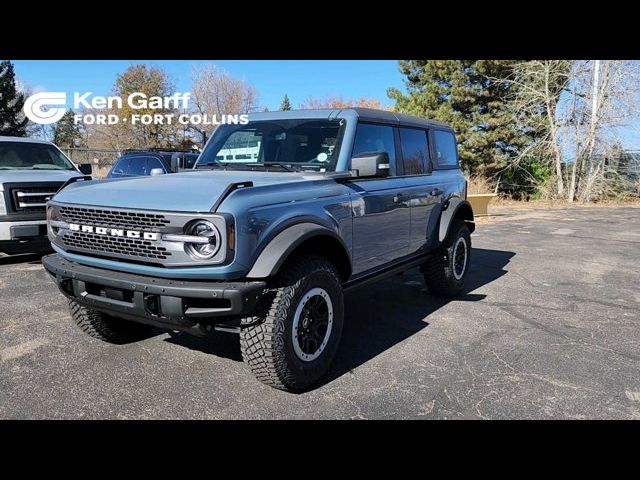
[121,147,197,154]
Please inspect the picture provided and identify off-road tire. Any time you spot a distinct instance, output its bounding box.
[240,255,344,392]
[423,220,471,298]
[69,299,152,344]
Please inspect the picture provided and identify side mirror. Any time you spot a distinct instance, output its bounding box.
[351,152,390,178]
[78,163,93,175]
[171,153,187,172]
[150,168,165,176]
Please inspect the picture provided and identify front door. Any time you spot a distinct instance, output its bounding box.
[348,123,411,275]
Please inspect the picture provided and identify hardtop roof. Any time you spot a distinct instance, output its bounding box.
[246,108,453,130]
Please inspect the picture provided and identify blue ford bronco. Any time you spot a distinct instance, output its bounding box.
[43,108,474,391]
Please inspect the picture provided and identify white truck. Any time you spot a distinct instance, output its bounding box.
[0,136,91,254]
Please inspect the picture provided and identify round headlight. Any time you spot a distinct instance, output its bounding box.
[184,220,221,260]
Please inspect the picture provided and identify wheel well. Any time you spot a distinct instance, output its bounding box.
[453,203,475,234]
[279,234,352,282]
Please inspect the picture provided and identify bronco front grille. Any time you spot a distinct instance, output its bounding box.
[62,231,170,260]
[58,206,171,230]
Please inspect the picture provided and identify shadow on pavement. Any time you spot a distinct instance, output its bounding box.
[320,247,515,387]
[158,247,515,388]
[0,252,47,266]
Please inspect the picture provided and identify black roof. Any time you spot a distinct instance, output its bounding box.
[349,108,452,130]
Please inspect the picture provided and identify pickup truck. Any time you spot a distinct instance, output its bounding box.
[0,136,91,254]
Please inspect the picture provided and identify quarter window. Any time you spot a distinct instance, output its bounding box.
[399,128,429,175]
[351,124,397,176]
[433,130,458,167]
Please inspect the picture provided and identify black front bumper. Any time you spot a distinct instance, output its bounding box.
[42,254,266,334]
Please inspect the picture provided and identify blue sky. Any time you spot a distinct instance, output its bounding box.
[12,60,406,111]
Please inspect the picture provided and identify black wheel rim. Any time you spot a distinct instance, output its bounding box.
[292,288,334,362]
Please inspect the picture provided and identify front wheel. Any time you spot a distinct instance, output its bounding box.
[423,220,472,297]
[69,300,153,344]
[239,255,344,392]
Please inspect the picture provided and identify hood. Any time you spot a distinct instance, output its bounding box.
[52,170,309,212]
[0,169,82,186]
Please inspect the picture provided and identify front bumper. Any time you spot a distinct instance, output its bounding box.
[42,254,266,335]
[0,219,47,241]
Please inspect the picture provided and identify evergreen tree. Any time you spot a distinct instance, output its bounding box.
[0,60,28,136]
[388,60,533,175]
[279,93,292,111]
[52,109,83,148]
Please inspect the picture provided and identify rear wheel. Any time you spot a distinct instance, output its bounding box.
[240,255,344,392]
[423,220,471,297]
[69,300,152,344]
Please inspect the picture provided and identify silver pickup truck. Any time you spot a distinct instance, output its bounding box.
[0,137,91,254]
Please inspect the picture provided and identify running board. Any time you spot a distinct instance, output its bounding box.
[343,254,430,294]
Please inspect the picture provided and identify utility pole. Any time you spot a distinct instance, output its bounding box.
[591,60,600,126]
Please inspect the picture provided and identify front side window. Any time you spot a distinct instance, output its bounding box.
[126,157,156,176]
[399,128,429,175]
[0,142,75,170]
[351,123,397,176]
[147,157,166,173]
[110,157,131,177]
[197,119,345,172]
[433,130,458,167]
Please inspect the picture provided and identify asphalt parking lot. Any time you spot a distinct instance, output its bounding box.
[1,206,639,419]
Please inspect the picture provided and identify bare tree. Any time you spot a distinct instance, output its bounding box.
[564,60,640,202]
[499,60,640,202]
[190,63,258,144]
[299,95,382,110]
[501,61,572,196]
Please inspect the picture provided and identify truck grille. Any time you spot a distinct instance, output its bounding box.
[11,185,62,212]
[62,231,170,260]
[56,205,173,262]
[58,206,171,230]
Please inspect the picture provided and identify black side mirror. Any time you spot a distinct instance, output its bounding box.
[351,152,390,178]
[78,163,92,175]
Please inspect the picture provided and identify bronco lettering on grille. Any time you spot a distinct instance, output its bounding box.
[68,223,159,241]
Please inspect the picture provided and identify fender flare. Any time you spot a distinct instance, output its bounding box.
[438,198,475,243]
[246,222,350,279]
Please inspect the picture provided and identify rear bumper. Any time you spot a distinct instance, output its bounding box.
[42,254,266,334]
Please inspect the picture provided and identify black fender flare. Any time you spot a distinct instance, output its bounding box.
[438,198,475,243]
[246,222,351,279]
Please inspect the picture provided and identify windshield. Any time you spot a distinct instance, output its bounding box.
[195,119,345,172]
[0,142,76,170]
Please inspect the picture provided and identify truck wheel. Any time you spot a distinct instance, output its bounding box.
[423,220,471,298]
[69,299,152,344]
[240,255,344,392]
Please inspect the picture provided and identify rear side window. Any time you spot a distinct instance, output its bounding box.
[351,123,397,176]
[433,130,458,167]
[399,128,429,175]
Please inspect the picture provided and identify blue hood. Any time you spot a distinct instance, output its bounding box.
[51,170,309,212]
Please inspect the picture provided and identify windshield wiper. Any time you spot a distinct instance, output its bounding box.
[196,162,230,169]
[260,163,298,172]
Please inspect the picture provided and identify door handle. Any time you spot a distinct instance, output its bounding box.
[430,188,443,196]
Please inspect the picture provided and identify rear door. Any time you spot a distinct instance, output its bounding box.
[348,123,411,275]
[398,127,443,253]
